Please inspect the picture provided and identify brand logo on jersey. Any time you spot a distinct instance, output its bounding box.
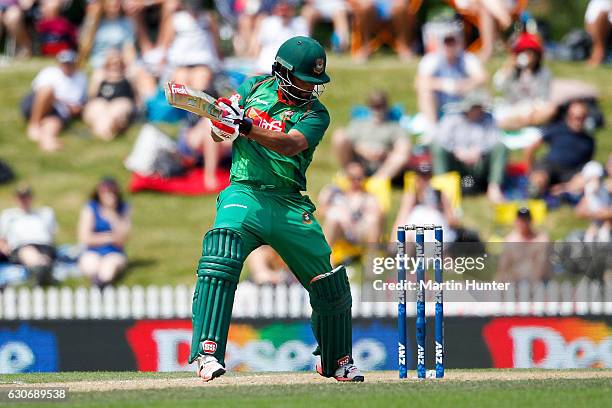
[302,211,312,224]
[202,340,217,354]
[246,108,285,132]
[247,97,269,106]
[314,58,325,74]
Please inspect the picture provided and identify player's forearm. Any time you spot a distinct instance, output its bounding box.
[245,127,308,156]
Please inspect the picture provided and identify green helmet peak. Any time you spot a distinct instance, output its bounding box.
[275,36,330,85]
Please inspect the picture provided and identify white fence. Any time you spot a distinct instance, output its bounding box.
[1,280,612,320]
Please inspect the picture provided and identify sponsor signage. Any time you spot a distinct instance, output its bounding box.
[1,317,609,373]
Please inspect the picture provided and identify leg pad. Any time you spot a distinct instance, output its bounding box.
[189,228,244,365]
[309,265,353,377]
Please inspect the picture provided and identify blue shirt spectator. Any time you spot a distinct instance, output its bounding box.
[542,122,595,169]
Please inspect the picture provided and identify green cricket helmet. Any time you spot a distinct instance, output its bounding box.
[273,36,330,105]
[274,36,330,85]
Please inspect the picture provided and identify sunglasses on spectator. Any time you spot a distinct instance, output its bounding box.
[443,36,457,46]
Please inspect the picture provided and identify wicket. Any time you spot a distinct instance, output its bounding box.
[397,224,445,379]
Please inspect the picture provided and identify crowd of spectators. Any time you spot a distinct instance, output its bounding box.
[1,0,611,287]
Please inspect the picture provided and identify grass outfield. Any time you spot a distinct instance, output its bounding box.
[1,56,610,285]
[1,370,611,407]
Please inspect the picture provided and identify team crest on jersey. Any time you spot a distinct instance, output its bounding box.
[314,58,325,74]
[282,110,294,121]
[246,107,285,131]
[302,211,312,224]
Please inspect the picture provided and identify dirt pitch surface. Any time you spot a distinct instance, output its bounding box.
[2,370,611,393]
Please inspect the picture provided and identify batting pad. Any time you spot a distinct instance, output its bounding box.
[189,228,244,365]
[309,265,353,377]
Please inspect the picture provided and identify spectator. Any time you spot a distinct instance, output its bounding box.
[575,161,611,242]
[0,185,57,286]
[21,49,87,151]
[252,1,308,74]
[0,0,34,57]
[83,49,136,141]
[431,91,507,203]
[78,0,136,79]
[585,0,612,66]
[496,207,551,283]
[391,163,458,243]
[415,21,487,127]
[77,178,131,288]
[177,114,233,189]
[525,100,596,197]
[349,0,416,62]
[160,0,220,91]
[332,90,411,180]
[450,0,513,61]
[301,0,350,52]
[36,0,78,56]
[246,245,296,284]
[123,0,168,98]
[493,32,556,131]
[318,162,384,248]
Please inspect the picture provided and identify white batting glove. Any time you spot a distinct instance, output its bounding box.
[211,119,239,142]
[215,97,244,126]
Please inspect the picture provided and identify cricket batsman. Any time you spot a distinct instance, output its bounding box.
[188,36,364,382]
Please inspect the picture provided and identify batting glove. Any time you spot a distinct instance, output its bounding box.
[211,119,239,142]
[215,97,243,125]
[214,96,253,137]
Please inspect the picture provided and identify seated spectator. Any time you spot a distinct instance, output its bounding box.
[332,90,411,180]
[36,0,78,56]
[431,91,507,203]
[349,0,416,62]
[124,0,167,99]
[252,1,308,74]
[77,178,131,287]
[318,162,384,247]
[493,32,556,131]
[496,207,551,283]
[246,245,296,285]
[301,0,350,52]
[391,163,458,242]
[585,0,612,65]
[415,22,487,127]
[575,161,611,242]
[0,0,34,57]
[78,0,136,80]
[83,50,136,141]
[449,0,513,61]
[160,0,220,91]
[177,114,233,189]
[525,100,595,197]
[0,185,57,286]
[21,49,87,151]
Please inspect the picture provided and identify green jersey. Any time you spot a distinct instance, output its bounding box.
[231,75,330,191]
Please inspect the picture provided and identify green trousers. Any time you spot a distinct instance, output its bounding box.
[213,182,332,287]
[431,142,507,186]
[191,182,353,374]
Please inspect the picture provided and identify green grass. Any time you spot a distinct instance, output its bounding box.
[1,371,611,408]
[0,56,610,285]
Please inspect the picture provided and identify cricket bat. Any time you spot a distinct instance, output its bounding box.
[163,82,225,121]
